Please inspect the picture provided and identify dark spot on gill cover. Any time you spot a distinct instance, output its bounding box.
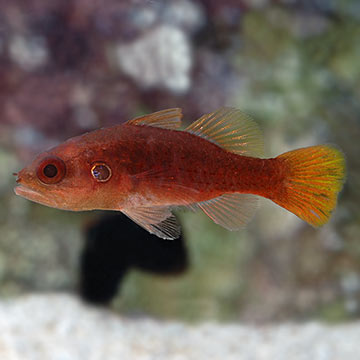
[91,164,111,182]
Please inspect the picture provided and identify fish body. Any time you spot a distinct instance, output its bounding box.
[15,108,345,239]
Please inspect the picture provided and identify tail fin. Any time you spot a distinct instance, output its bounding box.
[273,145,345,226]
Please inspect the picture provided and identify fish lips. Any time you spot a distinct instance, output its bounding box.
[15,184,41,198]
[14,184,50,207]
[14,181,73,210]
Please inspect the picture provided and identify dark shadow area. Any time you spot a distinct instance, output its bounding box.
[79,213,188,305]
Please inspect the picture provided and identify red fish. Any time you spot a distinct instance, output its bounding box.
[14,108,345,239]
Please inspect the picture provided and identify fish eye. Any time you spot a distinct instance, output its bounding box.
[91,163,112,182]
[43,164,58,178]
[37,156,66,184]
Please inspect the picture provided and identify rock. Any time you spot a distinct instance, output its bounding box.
[0,293,358,360]
[114,25,192,93]
[9,34,49,71]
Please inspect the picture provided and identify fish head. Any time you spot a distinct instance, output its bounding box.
[14,137,122,211]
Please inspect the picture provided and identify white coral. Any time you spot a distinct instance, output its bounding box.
[0,294,360,360]
[115,25,192,93]
[9,35,49,71]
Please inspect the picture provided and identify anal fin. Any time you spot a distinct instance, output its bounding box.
[193,193,259,230]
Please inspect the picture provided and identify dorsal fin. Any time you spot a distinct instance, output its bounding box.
[126,108,182,130]
[185,107,264,157]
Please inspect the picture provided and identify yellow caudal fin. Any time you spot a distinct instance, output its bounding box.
[274,145,345,226]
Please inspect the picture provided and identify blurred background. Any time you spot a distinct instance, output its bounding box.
[0,0,359,323]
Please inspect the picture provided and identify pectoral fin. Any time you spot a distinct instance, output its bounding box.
[122,206,180,240]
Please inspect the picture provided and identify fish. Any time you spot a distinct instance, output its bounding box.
[14,107,345,239]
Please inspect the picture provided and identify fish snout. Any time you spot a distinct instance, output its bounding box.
[13,173,22,183]
[14,169,28,184]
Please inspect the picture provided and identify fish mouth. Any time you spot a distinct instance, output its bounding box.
[14,183,67,210]
[14,184,42,198]
[14,184,50,207]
